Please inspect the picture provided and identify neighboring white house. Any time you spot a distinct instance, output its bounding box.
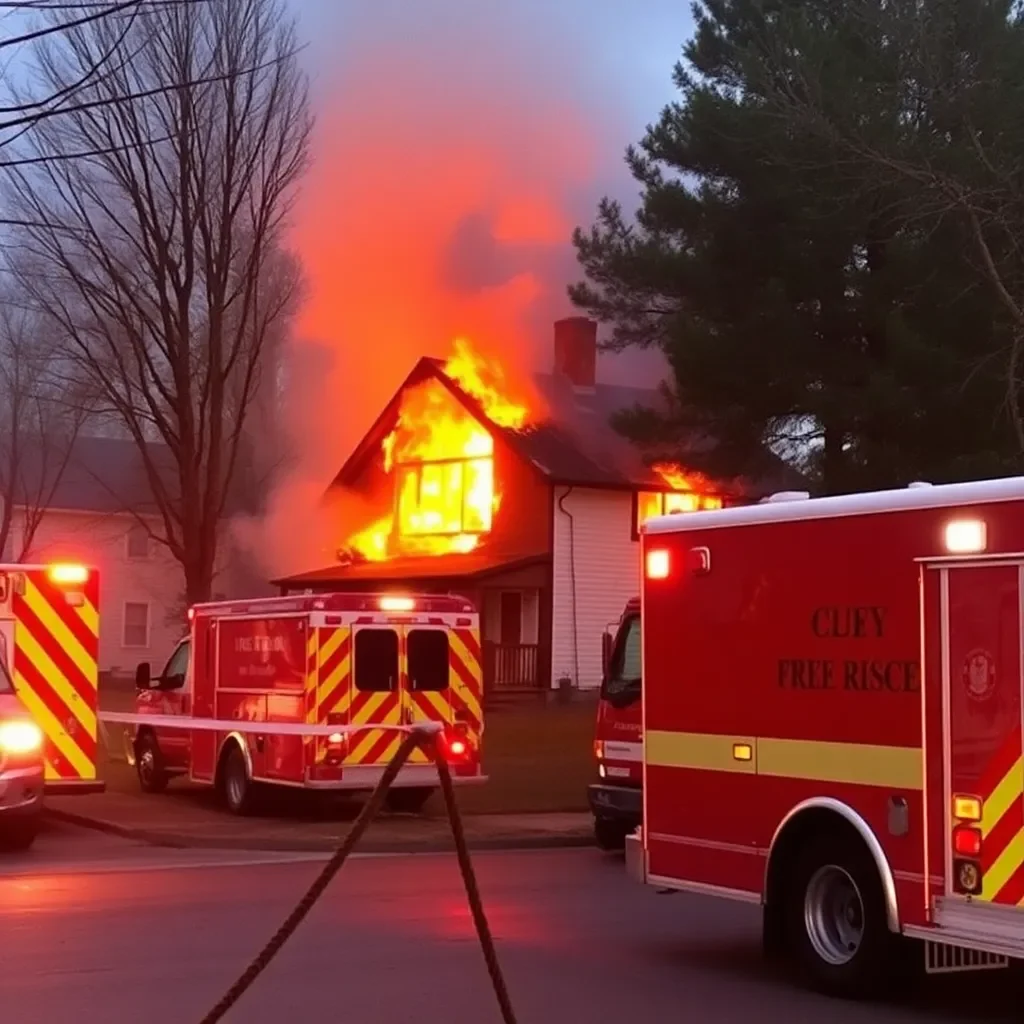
[2,437,185,677]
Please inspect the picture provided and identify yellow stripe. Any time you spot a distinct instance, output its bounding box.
[983,756,1024,838]
[448,632,483,722]
[23,579,96,687]
[350,691,388,725]
[983,828,1024,900]
[318,627,346,665]
[647,730,922,789]
[75,597,99,637]
[647,730,757,774]
[15,631,96,736]
[13,671,93,778]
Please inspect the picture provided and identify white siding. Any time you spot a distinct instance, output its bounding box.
[12,508,184,677]
[551,486,640,690]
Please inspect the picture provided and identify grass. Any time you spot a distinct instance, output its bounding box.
[97,681,596,815]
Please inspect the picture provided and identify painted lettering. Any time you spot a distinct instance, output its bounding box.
[842,659,919,693]
[778,658,835,690]
[811,606,887,639]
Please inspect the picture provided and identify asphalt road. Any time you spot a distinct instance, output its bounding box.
[1,828,1020,1024]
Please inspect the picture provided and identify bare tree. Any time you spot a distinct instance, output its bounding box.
[0,2,215,165]
[0,302,85,559]
[4,0,311,602]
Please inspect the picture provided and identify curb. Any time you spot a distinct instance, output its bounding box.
[44,807,595,855]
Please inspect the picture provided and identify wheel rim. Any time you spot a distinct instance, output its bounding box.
[803,864,865,966]
[227,762,245,808]
[139,747,155,785]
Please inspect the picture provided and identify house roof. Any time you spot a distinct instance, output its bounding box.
[273,551,547,591]
[330,356,793,496]
[20,435,175,516]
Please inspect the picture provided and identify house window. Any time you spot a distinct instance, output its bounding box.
[126,523,150,560]
[123,602,150,648]
[633,490,724,539]
[395,457,493,536]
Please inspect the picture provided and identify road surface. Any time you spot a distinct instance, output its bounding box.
[0,824,1019,1023]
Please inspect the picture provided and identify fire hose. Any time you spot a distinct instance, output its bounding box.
[196,726,518,1024]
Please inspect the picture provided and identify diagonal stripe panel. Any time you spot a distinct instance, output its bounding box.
[11,568,99,783]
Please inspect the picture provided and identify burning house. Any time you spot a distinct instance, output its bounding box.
[275,317,778,698]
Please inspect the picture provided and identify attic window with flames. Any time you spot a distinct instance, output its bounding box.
[634,463,724,538]
[347,340,530,562]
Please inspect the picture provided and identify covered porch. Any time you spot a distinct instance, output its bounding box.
[274,552,552,702]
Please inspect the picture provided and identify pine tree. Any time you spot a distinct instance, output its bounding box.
[572,0,1020,493]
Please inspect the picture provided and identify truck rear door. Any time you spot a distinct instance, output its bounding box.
[402,625,452,765]
[347,625,403,769]
[923,556,1024,943]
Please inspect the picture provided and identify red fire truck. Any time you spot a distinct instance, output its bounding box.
[629,477,1024,996]
[128,591,484,814]
[590,596,642,850]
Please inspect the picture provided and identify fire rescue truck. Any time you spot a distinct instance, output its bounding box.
[128,591,485,814]
[0,563,104,816]
[628,476,1024,996]
[590,596,642,850]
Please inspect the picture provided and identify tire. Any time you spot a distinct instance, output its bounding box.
[783,831,905,999]
[593,816,630,851]
[219,742,258,816]
[0,816,39,852]
[135,731,169,794]
[385,787,434,814]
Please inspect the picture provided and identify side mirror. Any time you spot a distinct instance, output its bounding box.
[601,631,613,676]
[135,661,152,690]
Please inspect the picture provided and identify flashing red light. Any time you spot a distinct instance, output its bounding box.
[448,738,467,757]
[646,548,670,579]
[953,825,982,858]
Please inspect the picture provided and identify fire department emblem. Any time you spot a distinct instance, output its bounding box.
[963,649,996,702]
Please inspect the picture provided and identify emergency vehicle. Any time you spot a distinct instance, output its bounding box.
[0,649,45,849]
[590,596,642,849]
[0,563,103,799]
[129,591,485,814]
[629,476,1024,997]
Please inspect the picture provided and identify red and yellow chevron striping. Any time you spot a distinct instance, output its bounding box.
[978,725,1024,904]
[346,690,403,766]
[11,569,99,783]
[449,627,483,733]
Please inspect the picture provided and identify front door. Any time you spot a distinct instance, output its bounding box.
[401,626,452,764]
[927,560,1024,914]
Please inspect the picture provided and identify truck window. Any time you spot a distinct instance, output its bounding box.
[355,629,398,692]
[407,629,449,692]
[602,614,641,703]
[161,640,190,690]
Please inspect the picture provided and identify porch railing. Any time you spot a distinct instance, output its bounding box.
[484,642,541,692]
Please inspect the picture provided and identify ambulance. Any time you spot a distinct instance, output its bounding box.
[0,563,103,802]
[590,596,642,849]
[129,591,485,814]
[629,477,1024,997]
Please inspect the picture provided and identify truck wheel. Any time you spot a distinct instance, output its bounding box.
[135,732,169,794]
[219,742,258,816]
[593,816,629,851]
[784,832,903,999]
[385,787,434,814]
[0,817,39,852]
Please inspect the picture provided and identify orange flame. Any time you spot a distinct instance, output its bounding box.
[344,339,532,562]
[637,462,724,527]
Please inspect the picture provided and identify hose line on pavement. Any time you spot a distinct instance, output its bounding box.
[197,729,518,1024]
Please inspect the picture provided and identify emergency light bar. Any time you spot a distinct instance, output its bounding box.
[47,563,89,585]
[379,595,415,612]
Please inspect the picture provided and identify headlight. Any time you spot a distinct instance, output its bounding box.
[0,720,44,754]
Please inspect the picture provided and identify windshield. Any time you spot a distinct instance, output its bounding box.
[602,614,641,702]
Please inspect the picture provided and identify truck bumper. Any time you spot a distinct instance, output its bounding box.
[588,782,642,826]
[625,828,645,883]
[0,765,44,816]
[45,779,106,797]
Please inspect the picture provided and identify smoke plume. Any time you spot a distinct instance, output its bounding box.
[235,0,689,581]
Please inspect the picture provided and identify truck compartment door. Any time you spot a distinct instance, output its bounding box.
[402,626,452,765]
[927,561,1024,913]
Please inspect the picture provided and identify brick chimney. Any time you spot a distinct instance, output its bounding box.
[553,316,597,390]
